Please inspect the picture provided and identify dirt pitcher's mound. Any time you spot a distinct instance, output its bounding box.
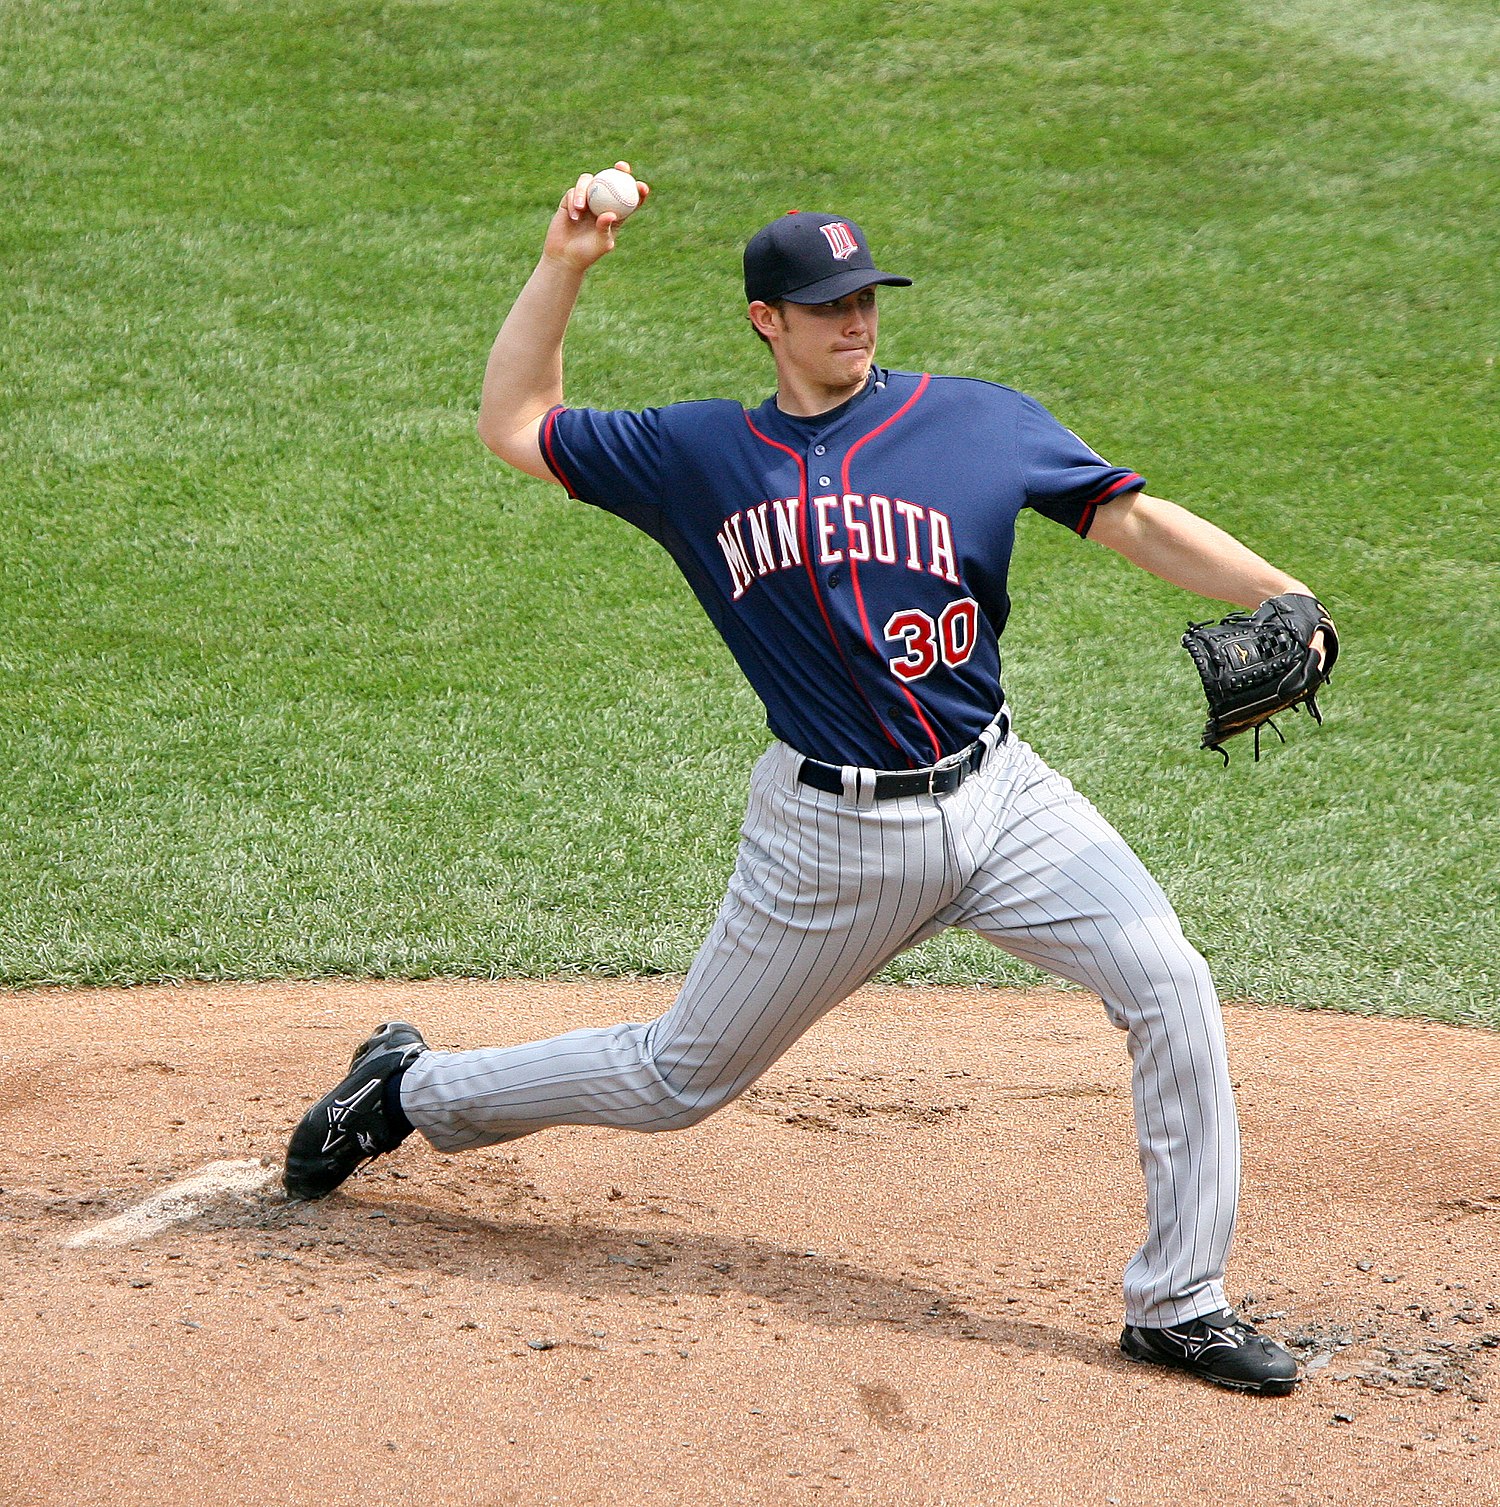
[1,979,1496,1507]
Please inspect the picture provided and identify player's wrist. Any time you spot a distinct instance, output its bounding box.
[538,247,593,280]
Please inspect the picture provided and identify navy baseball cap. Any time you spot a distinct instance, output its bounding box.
[744,212,913,305]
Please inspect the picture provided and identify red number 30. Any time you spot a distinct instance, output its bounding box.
[883,598,979,682]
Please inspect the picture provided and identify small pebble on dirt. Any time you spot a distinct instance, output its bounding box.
[527,1338,556,1351]
[1355,1261,1373,1272]
[1331,1412,1353,1425]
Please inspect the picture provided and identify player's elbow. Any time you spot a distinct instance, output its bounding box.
[476,413,508,458]
[477,413,551,482]
[476,407,518,458]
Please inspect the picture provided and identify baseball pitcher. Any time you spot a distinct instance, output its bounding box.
[284,165,1336,1396]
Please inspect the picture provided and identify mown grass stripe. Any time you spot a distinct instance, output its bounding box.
[1247,0,1500,108]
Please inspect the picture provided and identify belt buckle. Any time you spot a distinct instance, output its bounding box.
[928,747,964,796]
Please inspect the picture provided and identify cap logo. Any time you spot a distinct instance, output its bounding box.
[819,222,860,261]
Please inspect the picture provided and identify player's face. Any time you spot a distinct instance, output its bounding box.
[772,287,879,397]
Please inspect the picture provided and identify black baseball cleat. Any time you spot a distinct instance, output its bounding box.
[283,1020,428,1201]
[1120,1308,1301,1396]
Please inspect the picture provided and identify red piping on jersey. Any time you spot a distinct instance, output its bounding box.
[540,405,579,498]
[840,373,943,764]
[1076,471,1144,536]
[743,411,904,760]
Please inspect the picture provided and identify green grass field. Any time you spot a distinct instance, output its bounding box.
[3,0,1496,1022]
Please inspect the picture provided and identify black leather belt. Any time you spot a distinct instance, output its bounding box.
[798,716,1007,801]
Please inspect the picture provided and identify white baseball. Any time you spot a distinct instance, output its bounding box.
[587,168,640,222]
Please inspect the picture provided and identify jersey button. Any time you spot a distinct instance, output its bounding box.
[813,444,826,456]
[828,568,842,587]
[818,476,831,487]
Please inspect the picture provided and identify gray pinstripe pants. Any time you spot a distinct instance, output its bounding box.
[401,720,1239,1327]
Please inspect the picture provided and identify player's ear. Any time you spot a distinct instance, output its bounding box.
[747,300,783,340]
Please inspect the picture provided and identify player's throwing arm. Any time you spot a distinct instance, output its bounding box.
[476,163,649,478]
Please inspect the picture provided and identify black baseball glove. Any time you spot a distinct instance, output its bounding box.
[1181,593,1338,763]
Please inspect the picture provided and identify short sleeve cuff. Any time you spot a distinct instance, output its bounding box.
[539,405,580,498]
[1076,471,1144,536]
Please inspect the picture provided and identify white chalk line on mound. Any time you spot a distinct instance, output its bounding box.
[65,1159,277,1248]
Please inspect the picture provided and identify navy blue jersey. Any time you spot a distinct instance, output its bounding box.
[541,368,1142,768]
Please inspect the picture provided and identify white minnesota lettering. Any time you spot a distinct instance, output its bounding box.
[715,493,961,601]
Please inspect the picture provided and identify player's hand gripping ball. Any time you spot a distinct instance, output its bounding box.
[586,168,641,223]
